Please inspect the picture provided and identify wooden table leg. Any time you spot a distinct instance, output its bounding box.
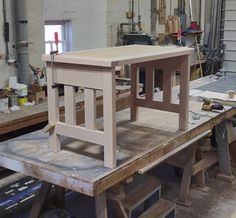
[103,69,117,168]
[29,182,52,218]
[95,192,108,218]
[215,120,235,182]
[177,143,196,207]
[47,67,60,152]
[179,55,190,131]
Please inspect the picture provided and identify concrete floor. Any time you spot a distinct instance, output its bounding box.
[2,163,236,218]
[153,164,236,218]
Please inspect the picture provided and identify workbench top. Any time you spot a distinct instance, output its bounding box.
[0,100,234,196]
[42,45,193,67]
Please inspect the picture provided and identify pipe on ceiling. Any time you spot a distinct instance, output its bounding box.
[14,0,30,85]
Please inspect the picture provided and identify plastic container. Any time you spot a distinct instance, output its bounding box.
[18,96,28,106]
[8,93,18,107]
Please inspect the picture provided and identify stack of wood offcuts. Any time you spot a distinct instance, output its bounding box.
[165,16,181,33]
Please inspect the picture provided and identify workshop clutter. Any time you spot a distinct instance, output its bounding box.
[0,72,47,113]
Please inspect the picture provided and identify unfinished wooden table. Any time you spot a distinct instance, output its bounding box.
[42,45,193,168]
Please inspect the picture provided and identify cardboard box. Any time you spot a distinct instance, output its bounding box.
[28,91,46,104]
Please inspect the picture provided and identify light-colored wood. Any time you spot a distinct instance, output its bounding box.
[84,88,97,130]
[179,55,190,130]
[64,86,76,126]
[131,64,139,121]
[52,66,104,90]
[42,45,193,67]
[103,69,117,168]
[136,99,179,113]
[138,199,176,218]
[47,67,60,152]
[95,192,108,218]
[55,122,104,145]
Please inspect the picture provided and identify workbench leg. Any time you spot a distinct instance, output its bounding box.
[103,69,117,168]
[53,186,65,208]
[179,55,190,131]
[95,192,108,218]
[194,148,210,192]
[215,121,235,182]
[29,182,52,218]
[130,64,139,121]
[107,184,127,218]
[177,143,196,207]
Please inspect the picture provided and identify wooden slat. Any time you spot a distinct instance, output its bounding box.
[64,86,76,125]
[138,199,175,218]
[136,98,179,113]
[84,88,97,130]
[131,64,140,121]
[163,68,173,104]
[145,66,154,101]
[55,122,105,145]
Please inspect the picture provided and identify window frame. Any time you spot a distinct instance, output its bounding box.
[44,20,71,54]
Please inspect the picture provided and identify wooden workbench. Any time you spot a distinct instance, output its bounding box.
[0,100,234,194]
[0,75,235,217]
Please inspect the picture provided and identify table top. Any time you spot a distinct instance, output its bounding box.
[42,45,193,67]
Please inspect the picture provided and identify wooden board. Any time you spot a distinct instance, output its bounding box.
[42,45,193,67]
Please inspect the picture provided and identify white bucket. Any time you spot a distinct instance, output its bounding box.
[0,97,9,113]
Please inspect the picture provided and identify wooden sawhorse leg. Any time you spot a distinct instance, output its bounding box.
[29,182,65,218]
[194,147,210,192]
[176,143,197,207]
[215,120,235,182]
[95,192,108,218]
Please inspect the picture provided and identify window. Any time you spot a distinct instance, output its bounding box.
[44,21,71,54]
